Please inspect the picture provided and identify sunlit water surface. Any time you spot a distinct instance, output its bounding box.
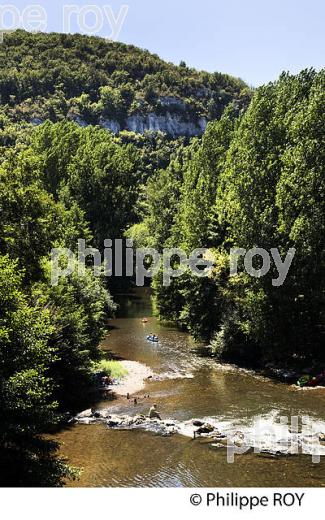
[57,289,325,487]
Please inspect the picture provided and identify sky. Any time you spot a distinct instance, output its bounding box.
[3,0,325,86]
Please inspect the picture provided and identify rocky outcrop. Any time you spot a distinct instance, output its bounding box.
[74,410,181,436]
[33,110,207,138]
[98,112,207,137]
[125,113,207,137]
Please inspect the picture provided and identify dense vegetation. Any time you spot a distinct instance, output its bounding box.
[2,31,236,486]
[0,134,116,485]
[0,30,323,487]
[131,69,325,368]
[0,31,250,127]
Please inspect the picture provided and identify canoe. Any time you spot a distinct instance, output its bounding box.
[146,336,159,343]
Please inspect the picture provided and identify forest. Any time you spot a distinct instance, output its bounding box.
[0,30,249,126]
[0,31,324,486]
[132,69,325,366]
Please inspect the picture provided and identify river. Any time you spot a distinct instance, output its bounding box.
[58,289,325,487]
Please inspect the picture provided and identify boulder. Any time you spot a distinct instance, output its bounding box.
[107,418,122,427]
[192,420,204,427]
[200,423,214,433]
[133,415,147,425]
[76,409,93,419]
[194,423,215,438]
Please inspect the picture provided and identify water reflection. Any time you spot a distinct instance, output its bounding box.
[58,289,325,487]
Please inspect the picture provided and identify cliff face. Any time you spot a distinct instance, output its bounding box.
[99,112,207,137]
[72,94,208,136]
[32,111,207,137]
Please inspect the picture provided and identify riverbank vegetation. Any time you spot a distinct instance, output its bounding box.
[0,31,324,486]
[130,69,325,369]
[93,360,128,380]
[0,142,116,484]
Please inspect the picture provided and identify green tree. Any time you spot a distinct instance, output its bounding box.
[216,69,325,362]
[0,256,76,486]
[34,265,115,411]
[0,150,64,282]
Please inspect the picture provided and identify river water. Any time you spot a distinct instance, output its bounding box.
[58,289,325,487]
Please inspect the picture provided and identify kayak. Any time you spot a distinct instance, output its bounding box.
[146,336,159,343]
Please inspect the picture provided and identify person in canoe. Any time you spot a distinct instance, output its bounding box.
[147,334,159,342]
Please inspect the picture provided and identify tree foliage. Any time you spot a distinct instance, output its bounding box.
[0,31,249,127]
[145,70,325,365]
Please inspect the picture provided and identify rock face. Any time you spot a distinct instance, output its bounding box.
[125,113,207,137]
[84,113,207,137]
[34,109,207,138]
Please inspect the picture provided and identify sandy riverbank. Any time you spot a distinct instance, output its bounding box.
[109,360,153,396]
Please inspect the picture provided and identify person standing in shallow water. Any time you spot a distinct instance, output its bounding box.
[148,404,162,420]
